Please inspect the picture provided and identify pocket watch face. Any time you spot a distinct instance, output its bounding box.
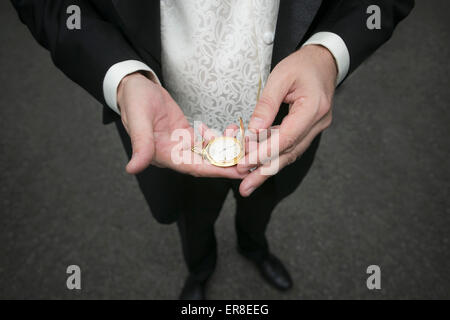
[206,136,242,167]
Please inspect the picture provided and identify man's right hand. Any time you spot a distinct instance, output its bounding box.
[117,72,247,179]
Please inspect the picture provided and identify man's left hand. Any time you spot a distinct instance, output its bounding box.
[237,45,338,197]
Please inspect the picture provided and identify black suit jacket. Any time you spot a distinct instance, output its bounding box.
[12,0,414,223]
[12,0,414,122]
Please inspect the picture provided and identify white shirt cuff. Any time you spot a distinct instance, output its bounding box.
[103,60,161,114]
[302,31,350,86]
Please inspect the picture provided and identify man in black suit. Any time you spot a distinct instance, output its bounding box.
[12,0,414,299]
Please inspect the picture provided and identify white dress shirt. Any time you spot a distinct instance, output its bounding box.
[103,0,350,132]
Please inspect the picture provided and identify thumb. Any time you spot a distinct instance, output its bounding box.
[126,115,155,174]
[248,71,292,131]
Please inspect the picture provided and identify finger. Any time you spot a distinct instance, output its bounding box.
[236,129,276,174]
[197,163,248,179]
[236,126,285,174]
[237,98,315,173]
[224,124,239,137]
[239,162,273,197]
[243,125,277,157]
[239,121,323,197]
[257,124,278,141]
[248,70,293,131]
[126,110,155,175]
[178,159,248,179]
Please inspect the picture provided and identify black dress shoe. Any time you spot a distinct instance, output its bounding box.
[241,252,293,291]
[179,275,206,300]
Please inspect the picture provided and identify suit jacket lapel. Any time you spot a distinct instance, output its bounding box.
[271,0,322,68]
[112,0,161,63]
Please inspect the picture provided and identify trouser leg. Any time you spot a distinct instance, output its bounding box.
[231,178,278,263]
[229,134,322,263]
[177,177,230,282]
[116,120,228,280]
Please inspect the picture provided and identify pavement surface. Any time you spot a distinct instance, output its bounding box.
[0,1,449,299]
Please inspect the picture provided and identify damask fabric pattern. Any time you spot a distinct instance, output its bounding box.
[160,0,280,133]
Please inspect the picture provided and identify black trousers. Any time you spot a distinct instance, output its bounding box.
[175,176,278,282]
[115,121,320,281]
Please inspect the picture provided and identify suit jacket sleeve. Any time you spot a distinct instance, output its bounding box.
[11,0,158,106]
[311,0,414,75]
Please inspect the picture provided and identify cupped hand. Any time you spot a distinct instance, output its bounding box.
[236,45,338,196]
[118,72,247,179]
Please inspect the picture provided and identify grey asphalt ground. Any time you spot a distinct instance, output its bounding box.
[1,1,449,300]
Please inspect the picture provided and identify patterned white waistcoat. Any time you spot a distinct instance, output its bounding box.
[160,0,280,133]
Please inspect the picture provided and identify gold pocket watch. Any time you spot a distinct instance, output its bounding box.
[191,118,245,167]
